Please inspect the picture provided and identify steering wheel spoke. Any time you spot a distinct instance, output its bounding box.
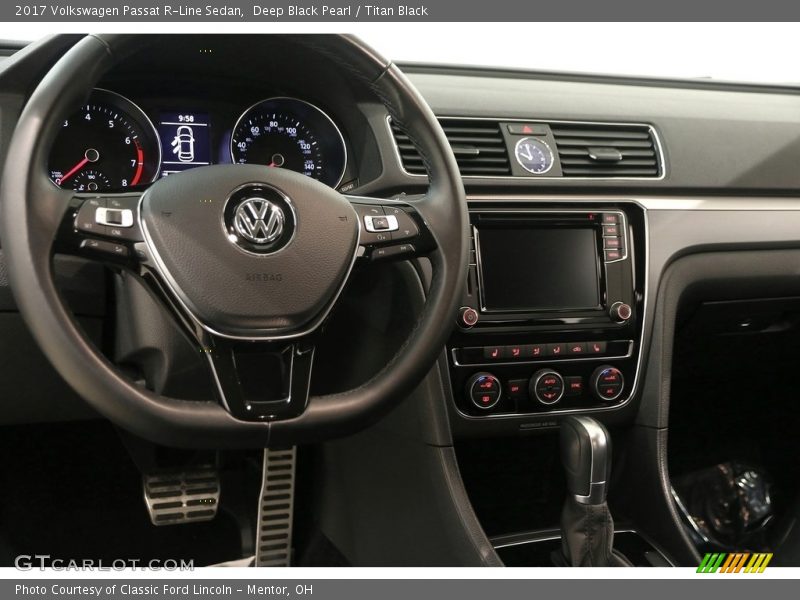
[199,332,315,422]
[54,190,144,265]
[345,194,437,263]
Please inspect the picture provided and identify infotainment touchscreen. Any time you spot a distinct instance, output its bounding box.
[477,227,600,312]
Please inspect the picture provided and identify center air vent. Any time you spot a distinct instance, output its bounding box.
[391,118,510,176]
[550,123,661,177]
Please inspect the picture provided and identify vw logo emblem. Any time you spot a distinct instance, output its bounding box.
[223,184,296,255]
[233,198,284,245]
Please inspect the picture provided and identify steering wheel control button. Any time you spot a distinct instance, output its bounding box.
[565,376,585,397]
[353,204,393,244]
[101,194,144,241]
[466,373,501,410]
[364,214,398,233]
[609,301,633,323]
[75,198,108,235]
[531,369,565,405]
[96,207,134,228]
[459,306,479,328]
[80,238,129,258]
[371,243,415,260]
[384,206,419,241]
[591,366,625,401]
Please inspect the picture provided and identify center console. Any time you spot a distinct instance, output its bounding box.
[446,202,647,433]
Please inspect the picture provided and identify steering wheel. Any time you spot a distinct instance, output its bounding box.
[0,34,467,448]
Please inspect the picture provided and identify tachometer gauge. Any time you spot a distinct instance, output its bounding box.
[230,97,347,188]
[48,89,161,192]
[513,137,554,175]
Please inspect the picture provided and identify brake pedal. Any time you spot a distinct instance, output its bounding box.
[143,465,220,526]
[255,447,297,567]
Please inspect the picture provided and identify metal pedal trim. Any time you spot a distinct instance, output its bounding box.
[143,465,220,526]
[255,447,296,567]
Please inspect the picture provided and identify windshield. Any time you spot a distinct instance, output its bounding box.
[358,23,797,85]
[4,24,796,86]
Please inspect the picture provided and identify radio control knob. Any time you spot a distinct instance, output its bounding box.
[530,369,564,406]
[609,301,632,323]
[458,306,479,328]
[466,372,501,410]
[591,366,624,401]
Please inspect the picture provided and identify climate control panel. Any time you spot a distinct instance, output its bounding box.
[453,360,631,417]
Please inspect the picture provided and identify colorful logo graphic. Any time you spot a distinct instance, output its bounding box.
[697,552,773,573]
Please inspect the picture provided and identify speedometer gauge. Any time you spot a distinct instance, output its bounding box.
[230,97,346,188]
[48,89,160,192]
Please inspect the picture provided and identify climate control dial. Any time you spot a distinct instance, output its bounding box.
[530,369,565,405]
[466,372,501,410]
[591,365,624,401]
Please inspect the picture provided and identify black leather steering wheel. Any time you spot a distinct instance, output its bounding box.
[0,34,467,448]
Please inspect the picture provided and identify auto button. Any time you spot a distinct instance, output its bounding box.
[530,369,565,406]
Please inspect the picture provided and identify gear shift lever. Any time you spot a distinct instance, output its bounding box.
[560,416,611,505]
[557,416,627,567]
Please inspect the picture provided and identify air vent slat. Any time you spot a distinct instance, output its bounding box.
[554,139,653,149]
[391,119,510,177]
[397,143,507,156]
[551,123,661,178]
[444,136,505,145]
[550,129,650,140]
[560,168,659,176]
[558,148,655,158]
[560,158,657,167]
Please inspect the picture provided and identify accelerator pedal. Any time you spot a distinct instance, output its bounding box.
[255,447,297,567]
[143,464,220,526]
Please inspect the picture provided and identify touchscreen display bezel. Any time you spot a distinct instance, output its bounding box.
[474,219,604,314]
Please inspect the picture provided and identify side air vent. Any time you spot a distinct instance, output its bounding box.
[550,123,661,177]
[391,118,511,176]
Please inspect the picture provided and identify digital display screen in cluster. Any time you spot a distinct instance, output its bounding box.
[158,112,211,177]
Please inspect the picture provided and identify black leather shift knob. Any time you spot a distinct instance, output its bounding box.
[560,416,611,505]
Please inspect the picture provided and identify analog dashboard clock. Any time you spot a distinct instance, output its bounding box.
[513,137,554,175]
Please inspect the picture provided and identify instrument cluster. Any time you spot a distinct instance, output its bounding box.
[48,89,349,193]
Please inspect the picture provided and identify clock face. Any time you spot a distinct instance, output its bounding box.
[514,137,554,174]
